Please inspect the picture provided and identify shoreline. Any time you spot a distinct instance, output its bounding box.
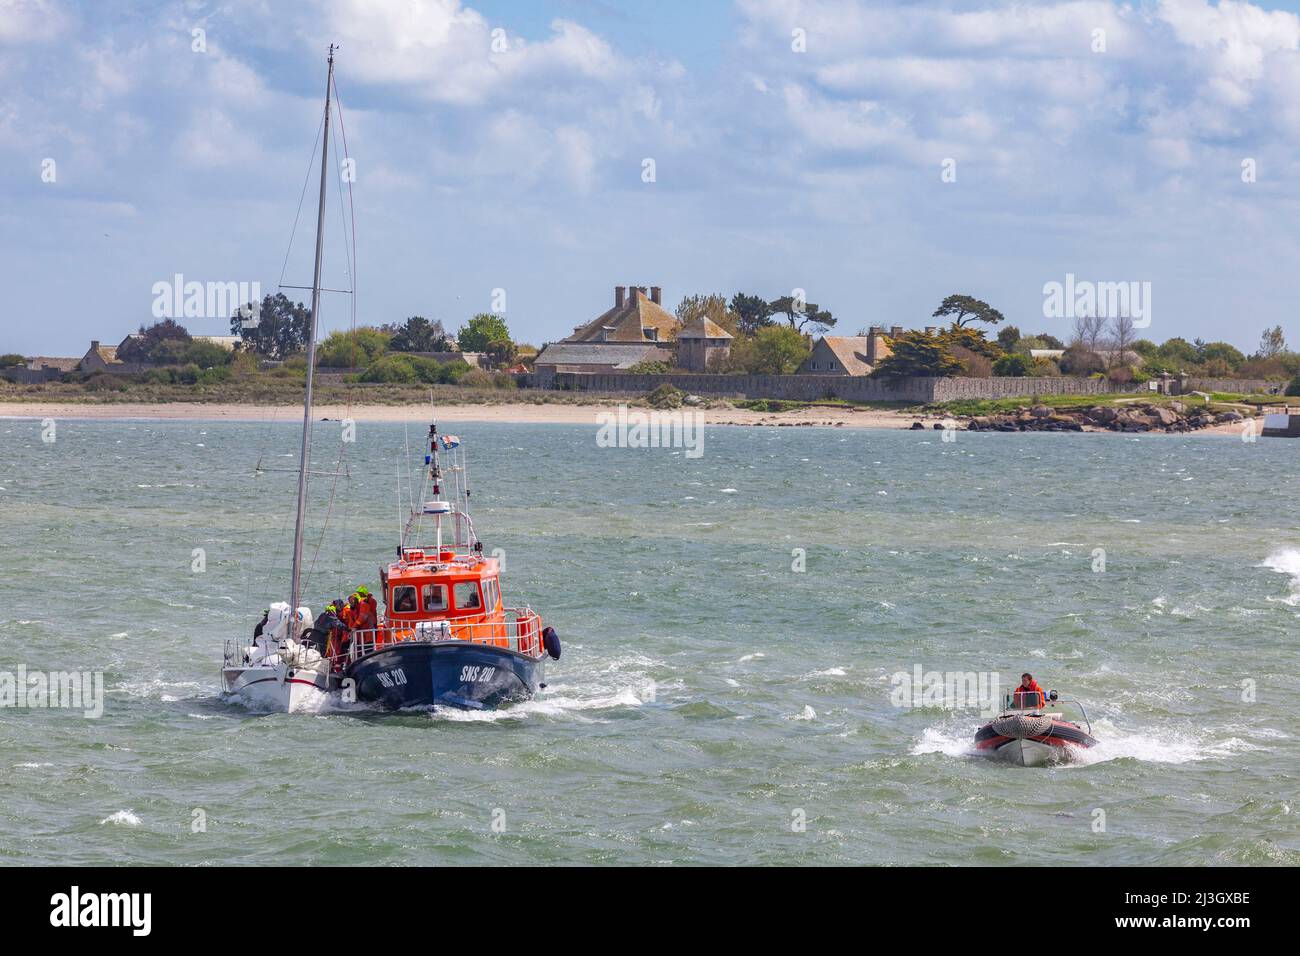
[0,400,1257,435]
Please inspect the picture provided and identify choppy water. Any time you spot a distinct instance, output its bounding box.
[0,416,1296,865]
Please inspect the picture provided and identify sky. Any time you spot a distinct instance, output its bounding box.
[3,0,1300,356]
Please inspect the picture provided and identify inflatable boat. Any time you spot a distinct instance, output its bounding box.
[974,690,1097,766]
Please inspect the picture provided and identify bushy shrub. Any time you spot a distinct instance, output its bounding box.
[458,368,496,389]
[1059,344,1105,376]
[492,371,518,389]
[0,354,26,367]
[992,353,1031,377]
[647,384,684,409]
[180,339,232,369]
[952,345,991,377]
[359,354,418,384]
[1286,375,1300,397]
[317,328,391,367]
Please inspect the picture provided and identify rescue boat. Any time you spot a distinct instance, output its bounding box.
[974,689,1097,766]
[339,423,561,711]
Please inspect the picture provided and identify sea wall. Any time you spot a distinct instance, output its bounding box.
[531,372,1133,402]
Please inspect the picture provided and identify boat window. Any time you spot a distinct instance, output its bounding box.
[484,577,499,610]
[392,586,417,613]
[453,581,482,610]
[422,583,447,611]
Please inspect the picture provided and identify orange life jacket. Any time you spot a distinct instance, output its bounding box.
[1013,682,1045,708]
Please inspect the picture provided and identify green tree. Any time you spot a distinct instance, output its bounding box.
[388,316,448,353]
[748,325,810,374]
[457,313,511,353]
[937,324,1001,359]
[728,293,773,336]
[1156,337,1199,367]
[180,339,233,369]
[675,294,733,336]
[1259,325,1287,358]
[1198,341,1245,369]
[871,332,963,378]
[996,325,1021,350]
[769,295,835,334]
[932,294,1005,328]
[316,327,391,367]
[118,319,191,364]
[231,293,310,359]
[992,353,1032,376]
[0,354,26,367]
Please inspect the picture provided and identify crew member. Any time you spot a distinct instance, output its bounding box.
[1013,672,1045,709]
[357,586,379,627]
[306,604,343,654]
[353,590,378,632]
[253,609,269,639]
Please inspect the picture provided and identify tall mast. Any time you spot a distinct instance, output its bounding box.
[289,45,335,617]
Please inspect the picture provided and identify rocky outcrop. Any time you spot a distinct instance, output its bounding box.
[964,401,1249,434]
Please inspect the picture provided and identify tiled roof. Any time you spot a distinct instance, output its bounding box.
[677,316,733,340]
[819,336,873,376]
[26,356,80,371]
[566,289,680,343]
[534,342,672,368]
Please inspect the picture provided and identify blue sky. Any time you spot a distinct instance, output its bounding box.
[3,0,1300,356]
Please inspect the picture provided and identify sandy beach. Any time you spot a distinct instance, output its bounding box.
[0,400,1257,435]
[0,400,916,429]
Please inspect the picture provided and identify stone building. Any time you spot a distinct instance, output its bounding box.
[532,285,677,382]
[676,316,733,372]
[799,327,901,376]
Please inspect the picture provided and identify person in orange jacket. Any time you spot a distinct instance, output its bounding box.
[1013,672,1045,708]
[338,595,358,630]
[352,590,377,631]
[357,585,379,627]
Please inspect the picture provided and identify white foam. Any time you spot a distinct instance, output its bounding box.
[786,705,817,721]
[100,809,141,826]
[1261,547,1300,605]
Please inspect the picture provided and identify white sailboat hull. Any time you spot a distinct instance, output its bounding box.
[222,662,329,713]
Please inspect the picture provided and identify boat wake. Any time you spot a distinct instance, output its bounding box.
[1260,547,1300,605]
[912,716,1250,767]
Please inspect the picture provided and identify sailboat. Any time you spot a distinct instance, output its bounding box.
[221,47,341,712]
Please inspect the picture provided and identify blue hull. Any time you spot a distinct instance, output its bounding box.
[345,641,543,711]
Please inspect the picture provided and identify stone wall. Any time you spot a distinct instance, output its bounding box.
[1,367,65,384]
[539,371,937,402]
[531,371,1134,403]
[1182,378,1279,395]
[928,376,1119,401]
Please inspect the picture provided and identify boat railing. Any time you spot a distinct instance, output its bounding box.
[341,607,544,662]
[1002,691,1091,733]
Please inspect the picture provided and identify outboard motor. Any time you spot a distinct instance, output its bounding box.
[542,626,561,660]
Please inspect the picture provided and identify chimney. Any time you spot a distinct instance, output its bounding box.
[890,326,903,338]
[90,340,100,350]
[628,285,639,303]
[650,286,661,305]
[615,286,625,309]
[868,326,883,335]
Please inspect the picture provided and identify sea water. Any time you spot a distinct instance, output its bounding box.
[0,417,1295,864]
